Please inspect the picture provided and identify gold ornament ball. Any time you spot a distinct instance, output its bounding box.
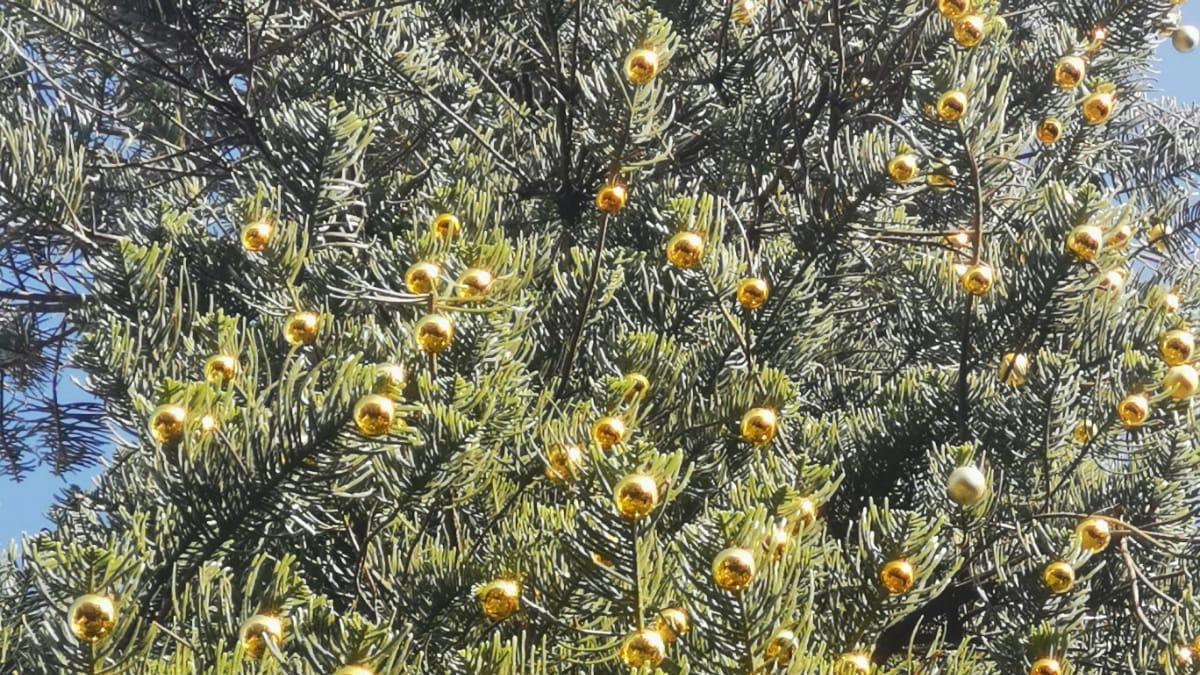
[736,277,770,310]
[613,472,659,521]
[1164,364,1199,400]
[1148,223,1170,252]
[1053,55,1087,89]
[712,547,756,592]
[478,579,521,621]
[1036,118,1062,145]
[946,465,987,506]
[731,0,758,25]
[68,593,116,643]
[945,230,971,250]
[1106,223,1133,250]
[999,352,1029,387]
[241,220,274,253]
[1159,328,1194,366]
[1081,91,1115,125]
[1165,291,1183,313]
[1072,420,1097,444]
[622,372,651,401]
[952,14,986,48]
[887,153,919,184]
[595,184,628,215]
[1076,517,1111,553]
[431,212,461,239]
[791,497,818,532]
[618,628,666,669]
[204,354,239,385]
[927,173,957,191]
[836,652,873,674]
[1029,658,1062,675]
[624,48,660,86]
[333,666,375,675]
[591,416,627,450]
[1097,269,1126,294]
[1066,224,1103,262]
[936,0,969,20]
[457,268,494,300]
[198,414,218,434]
[936,90,968,122]
[666,231,705,269]
[1117,393,1150,429]
[415,314,454,354]
[764,629,799,667]
[1087,25,1108,52]
[959,262,994,296]
[405,261,441,295]
[284,311,321,346]
[353,394,395,437]
[545,444,585,483]
[880,559,915,595]
[761,523,790,561]
[651,607,690,642]
[1042,561,1075,594]
[740,407,778,446]
[149,404,187,444]
[372,363,407,398]
[240,613,284,659]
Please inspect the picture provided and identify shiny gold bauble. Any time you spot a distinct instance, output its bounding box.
[1191,636,1200,662]
[1117,393,1150,429]
[431,212,461,239]
[595,184,628,215]
[927,173,957,190]
[333,666,375,675]
[1164,364,1199,400]
[613,472,659,521]
[1097,269,1126,294]
[764,629,799,667]
[739,407,778,446]
[1042,561,1075,594]
[204,354,239,384]
[887,153,919,184]
[731,0,758,25]
[1087,25,1108,52]
[149,404,187,444]
[936,0,969,20]
[946,465,987,506]
[1148,223,1170,252]
[240,613,284,659]
[712,547,756,592]
[1053,56,1087,89]
[353,394,395,437]
[1165,291,1183,313]
[622,372,651,401]
[478,579,521,621]
[1081,91,1115,125]
[618,628,666,669]
[880,559,915,595]
[836,652,873,674]
[651,607,690,642]
[1162,646,1195,669]
[1105,223,1133,250]
[404,261,441,295]
[945,231,971,250]
[591,415,626,450]
[1076,517,1111,553]
[284,311,320,346]
[240,220,273,252]
[736,277,770,310]
[1072,420,1097,445]
[624,48,660,86]
[1029,658,1062,675]
[959,262,993,296]
[1066,224,1103,262]
[545,444,584,483]
[999,352,1029,387]
[936,90,968,122]
[1160,328,1194,366]
[1036,117,1062,145]
[414,314,454,354]
[372,363,407,398]
[761,523,790,561]
[68,593,116,643]
[952,14,985,48]
[198,414,218,434]
[457,268,494,300]
[666,231,705,269]
[791,497,818,532]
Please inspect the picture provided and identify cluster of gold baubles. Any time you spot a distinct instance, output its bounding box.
[1115,327,1198,430]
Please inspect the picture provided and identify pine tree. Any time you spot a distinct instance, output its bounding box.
[4,0,1200,672]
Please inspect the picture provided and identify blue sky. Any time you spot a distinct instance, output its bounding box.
[1,41,1198,547]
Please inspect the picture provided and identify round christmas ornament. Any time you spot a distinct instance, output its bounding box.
[1105,223,1133,250]
[149,404,187,444]
[431,212,460,239]
[880,559,915,595]
[69,593,116,643]
[959,262,994,295]
[732,0,758,25]
[887,153,919,183]
[764,629,799,667]
[1053,55,1086,89]
[622,372,651,401]
[415,314,454,354]
[595,184,628,214]
[478,579,521,621]
[353,394,395,437]
[591,415,627,450]
[666,231,705,269]
[624,48,660,86]
[1081,91,1115,125]
[1076,517,1111,552]
[1165,291,1183,313]
[1159,328,1194,366]
[712,547,756,591]
[1042,561,1075,594]
[545,444,585,483]
[927,172,957,191]
[736,277,770,309]
[1174,25,1199,52]
[1097,269,1126,294]
[937,90,968,122]
[240,613,284,659]
[1087,25,1108,52]
[1036,117,1062,145]
[651,607,690,642]
[613,472,659,521]
[740,407,778,446]
[1162,646,1195,669]
[405,261,441,295]
[619,628,666,669]
[762,523,790,561]
[333,666,374,675]
[1164,364,1199,400]
[952,14,985,48]
[1117,393,1150,429]
[372,363,407,398]
[204,354,238,384]
[998,352,1029,387]
[457,268,494,300]
[791,497,818,532]
[284,311,320,346]
[946,465,987,506]
[198,413,218,434]
[1029,658,1062,675]
[1066,224,1103,261]
[1072,420,1097,444]
[240,219,273,252]
[936,0,969,20]
[945,230,972,250]
[836,652,873,674]
[1149,222,1171,252]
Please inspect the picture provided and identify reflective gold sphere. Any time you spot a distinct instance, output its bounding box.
[1072,420,1097,445]
[739,407,778,446]
[1081,91,1115,125]
[149,404,187,444]
[1159,328,1194,366]
[431,212,461,239]
[1117,393,1150,429]
[1036,117,1062,145]
[240,219,273,252]
[666,231,705,269]
[478,579,521,621]
[624,48,660,86]
[836,652,873,674]
[353,394,395,437]
[622,372,651,401]
[457,268,494,300]
[712,547,756,591]
[880,559,915,595]
[545,444,585,483]
[68,593,116,643]
[1076,517,1111,553]
[204,354,239,385]
[651,607,690,642]
[761,523,790,561]
[1164,364,1199,400]
[1105,223,1133,250]
[1148,222,1170,252]
[591,415,627,450]
[791,497,818,532]
[736,277,770,310]
[240,613,284,659]
[404,261,441,295]
[414,314,454,354]
[1029,658,1062,675]
[936,90,968,122]
[952,14,986,48]
[764,629,799,667]
[959,262,994,296]
[1042,561,1075,594]
[936,0,969,20]
[595,184,628,214]
[613,472,659,521]
[998,352,1029,387]
[946,465,987,506]
[284,311,321,346]
[372,363,407,398]
[618,628,666,668]
[887,153,919,183]
[1066,224,1103,262]
[1053,55,1087,89]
